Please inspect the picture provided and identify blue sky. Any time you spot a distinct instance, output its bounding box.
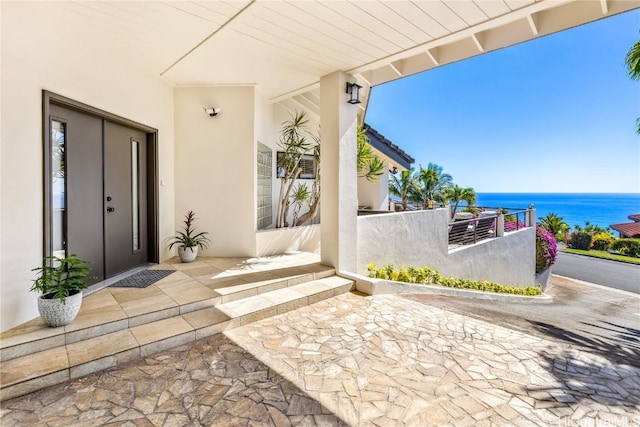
[365,9,640,193]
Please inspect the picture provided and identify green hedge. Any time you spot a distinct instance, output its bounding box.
[591,232,616,251]
[570,231,593,250]
[367,263,542,296]
[612,238,640,258]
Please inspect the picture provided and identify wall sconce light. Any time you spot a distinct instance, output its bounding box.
[389,166,398,174]
[345,82,362,104]
[203,107,221,117]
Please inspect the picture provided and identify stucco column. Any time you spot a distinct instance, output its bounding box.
[497,213,505,237]
[528,204,536,227]
[320,71,358,272]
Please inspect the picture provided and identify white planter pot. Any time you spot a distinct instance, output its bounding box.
[38,290,83,327]
[178,246,198,263]
[535,267,552,292]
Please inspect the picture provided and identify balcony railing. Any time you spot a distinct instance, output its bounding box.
[449,206,533,246]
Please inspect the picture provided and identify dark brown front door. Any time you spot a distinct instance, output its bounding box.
[105,122,148,277]
[49,104,149,281]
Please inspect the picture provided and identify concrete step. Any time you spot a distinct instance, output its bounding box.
[0,274,353,402]
[0,264,335,363]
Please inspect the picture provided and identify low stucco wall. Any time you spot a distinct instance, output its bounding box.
[356,209,536,287]
[341,272,551,303]
[256,224,321,257]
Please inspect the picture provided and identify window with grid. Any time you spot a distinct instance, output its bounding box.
[257,143,273,230]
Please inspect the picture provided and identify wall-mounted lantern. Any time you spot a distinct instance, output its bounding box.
[345,82,362,104]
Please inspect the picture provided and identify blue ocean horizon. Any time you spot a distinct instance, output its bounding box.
[473,193,640,230]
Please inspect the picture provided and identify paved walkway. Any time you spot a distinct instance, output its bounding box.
[2,287,639,426]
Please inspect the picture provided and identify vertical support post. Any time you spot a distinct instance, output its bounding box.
[528,204,536,227]
[320,72,358,273]
[497,213,505,237]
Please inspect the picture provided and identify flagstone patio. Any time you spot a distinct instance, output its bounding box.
[2,286,638,426]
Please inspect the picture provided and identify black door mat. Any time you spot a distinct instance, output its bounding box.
[109,269,176,288]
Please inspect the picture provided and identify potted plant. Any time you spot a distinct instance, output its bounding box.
[30,254,92,327]
[167,210,211,263]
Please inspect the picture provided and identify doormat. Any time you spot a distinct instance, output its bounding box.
[109,269,175,288]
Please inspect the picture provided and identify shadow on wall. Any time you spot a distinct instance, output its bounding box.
[256,224,321,257]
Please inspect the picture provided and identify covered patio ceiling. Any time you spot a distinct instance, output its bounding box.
[20,0,639,112]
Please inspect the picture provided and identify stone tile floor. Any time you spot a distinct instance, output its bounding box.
[2,291,639,426]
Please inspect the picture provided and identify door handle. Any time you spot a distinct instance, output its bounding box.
[107,207,115,213]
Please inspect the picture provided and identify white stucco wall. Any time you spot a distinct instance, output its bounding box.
[357,209,536,286]
[256,225,321,257]
[0,2,175,332]
[174,86,257,257]
[357,171,390,211]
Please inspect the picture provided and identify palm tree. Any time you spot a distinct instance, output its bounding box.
[443,185,476,218]
[538,213,569,241]
[416,163,452,208]
[624,36,640,134]
[357,126,385,182]
[625,38,640,80]
[389,168,417,210]
[276,111,318,228]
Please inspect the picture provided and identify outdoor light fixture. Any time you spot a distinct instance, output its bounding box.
[389,166,398,174]
[204,107,221,117]
[345,82,362,104]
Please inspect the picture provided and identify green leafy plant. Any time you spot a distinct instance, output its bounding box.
[569,231,593,251]
[624,35,640,134]
[535,225,557,273]
[357,126,384,182]
[591,232,617,251]
[572,221,611,235]
[30,254,92,303]
[276,111,320,228]
[290,183,311,226]
[612,238,640,258]
[389,168,418,211]
[538,213,569,241]
[415,163,453,209]
[366,263,542,296]
[442,185,476,218]
[167,210,211,250]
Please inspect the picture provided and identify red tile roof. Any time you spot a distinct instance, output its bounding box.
[628,214,640,222]
[610,222,640,238]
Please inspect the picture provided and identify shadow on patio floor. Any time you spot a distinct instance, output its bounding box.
[528,319,640,368]
[0,332,347,426]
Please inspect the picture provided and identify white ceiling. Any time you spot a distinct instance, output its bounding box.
[19,0,640,105]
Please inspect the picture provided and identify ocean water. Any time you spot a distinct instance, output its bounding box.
[473,193,640,230]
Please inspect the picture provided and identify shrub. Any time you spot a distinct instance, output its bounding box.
[591,232,617,251]
[366,263,542,296]
[570,231,593,250]
[536,226,557,273]
[505,220,527,232]
[612,239,640,258]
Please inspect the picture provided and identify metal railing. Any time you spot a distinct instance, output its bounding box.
[449,206,533,246]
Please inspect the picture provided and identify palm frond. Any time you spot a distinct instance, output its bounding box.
[625,39,640,81]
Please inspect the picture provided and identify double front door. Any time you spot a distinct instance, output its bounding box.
[49,104,149,282]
